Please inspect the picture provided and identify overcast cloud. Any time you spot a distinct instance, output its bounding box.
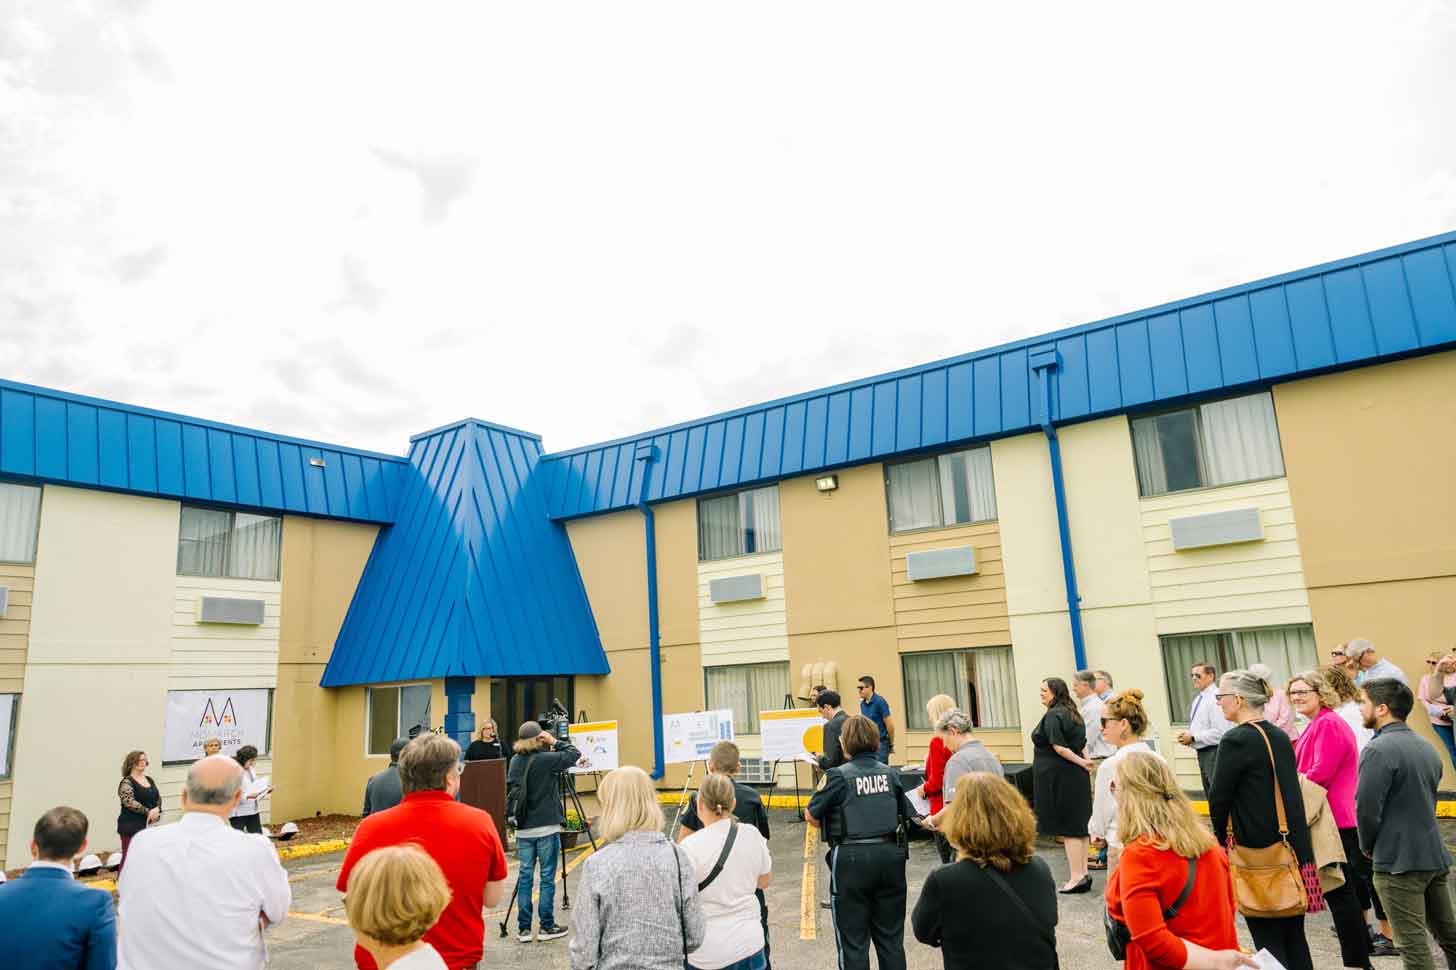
[2,2,1454,455]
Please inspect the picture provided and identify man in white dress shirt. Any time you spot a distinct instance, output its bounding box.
[1176,662,1232,795]
[118,755,291,970]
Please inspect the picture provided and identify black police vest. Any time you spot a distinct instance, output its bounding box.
[830,757,899,843]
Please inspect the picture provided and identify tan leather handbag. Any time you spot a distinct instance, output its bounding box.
[1226,721,1309,918]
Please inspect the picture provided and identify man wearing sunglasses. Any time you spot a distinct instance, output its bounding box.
[1176,663,1231,796]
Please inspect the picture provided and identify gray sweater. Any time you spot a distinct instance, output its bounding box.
[942,738,1004,805]
[568,830,705,970]
[361,764,402,817]
[1356,721,1451,873]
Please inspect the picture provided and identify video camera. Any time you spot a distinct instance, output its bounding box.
[538,698,572,742]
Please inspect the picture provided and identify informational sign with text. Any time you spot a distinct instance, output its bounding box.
[163,689,272,763]
[759,708,826,761]
[568,720,620,774]
[663,710,736,764]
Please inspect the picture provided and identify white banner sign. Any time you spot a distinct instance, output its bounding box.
[0,694,14,773]
[568,720,620,774]
[759,709,826,761]
[163,689,272,763]
[663,710,735,764]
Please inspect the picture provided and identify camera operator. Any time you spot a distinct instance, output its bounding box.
[506,721,581,942]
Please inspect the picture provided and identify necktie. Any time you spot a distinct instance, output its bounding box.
[1190,693,1202,725]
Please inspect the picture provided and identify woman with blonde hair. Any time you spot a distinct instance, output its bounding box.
[569,766,705,970]
[916,693,958,864]
[1087,689,1164,870]
[345,844,453,970]
[680,773,772,970]
[912,772,1056,969]
[1323,664,1374,752]
[1105,753,1252,970]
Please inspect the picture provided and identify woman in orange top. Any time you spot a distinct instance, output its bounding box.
[1105,752,1254,970]
[915,693,958,864]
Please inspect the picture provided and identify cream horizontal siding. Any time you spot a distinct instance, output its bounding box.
[697,552,788,667]
[170,577,283,689]
[891,522,1011,651]
[1141,479,1312,636]
[0,781,10,858]
[0,564,34,694]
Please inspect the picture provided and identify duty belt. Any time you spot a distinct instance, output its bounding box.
[839,834,897,845]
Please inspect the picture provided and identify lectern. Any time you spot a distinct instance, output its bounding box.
[460,758,508,844]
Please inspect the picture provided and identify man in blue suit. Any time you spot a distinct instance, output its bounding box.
[0,805,116,970]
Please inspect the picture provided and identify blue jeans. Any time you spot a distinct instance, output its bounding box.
[517,834,560,931]
[1434,722,1456,774]
[875,740,890,764]
[689,950,766,970]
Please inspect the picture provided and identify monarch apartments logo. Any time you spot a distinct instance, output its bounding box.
[191,696,247,751]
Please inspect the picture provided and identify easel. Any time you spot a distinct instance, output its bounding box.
[771,693,808,822]
[670,758,699,834]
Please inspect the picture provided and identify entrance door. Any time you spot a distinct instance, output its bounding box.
[489,676,575,740]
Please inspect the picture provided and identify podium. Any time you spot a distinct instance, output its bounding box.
[461,758,508,843]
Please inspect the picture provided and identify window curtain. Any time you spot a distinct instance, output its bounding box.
[1131,416,1169,496]
[0,483,41,563]
[888,458,939,532]
[1160,633,1227,720]
[178,507,230,576]
[903,652,959,729]
[963,447,997,522]
[744,486,782,554]
[1229,625,1317,686]
[228,513,282,580]
[706,662,788,734]
[698,494,741,560]
[1200,392,1285,486]
[970,647,1018,728]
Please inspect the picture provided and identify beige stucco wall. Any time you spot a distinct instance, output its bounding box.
[1276,350,1456,787]
[271,515,379,820]
[6,486,179,869]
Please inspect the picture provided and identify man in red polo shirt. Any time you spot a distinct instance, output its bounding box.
[338,733,510,970]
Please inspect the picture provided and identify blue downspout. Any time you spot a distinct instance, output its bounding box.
[1030,351,1088,672]
[634,443,665,780]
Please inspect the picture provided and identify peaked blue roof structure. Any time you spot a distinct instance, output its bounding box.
[538,229,1456,519]
[321,418,608,687]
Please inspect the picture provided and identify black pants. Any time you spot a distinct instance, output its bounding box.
[1245,914,1314,970]
[933,833,953,865]
[756,888,771,970]
[1351,838,1387,921]
[1326,828,1374,968]
[828,842,907,970]
[229,814,263,835]
[1195,746,1218,796]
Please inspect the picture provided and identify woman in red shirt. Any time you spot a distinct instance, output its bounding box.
[1105,752,1254,970]
[916,693,958,864]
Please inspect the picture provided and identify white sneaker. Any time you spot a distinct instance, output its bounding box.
[537,926,569,942]
[518,931,533,942]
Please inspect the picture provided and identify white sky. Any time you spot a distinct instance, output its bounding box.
[3,2,1454,456]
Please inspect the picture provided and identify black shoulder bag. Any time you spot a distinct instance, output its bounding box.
[1104,856,1197,960]
[506,754,529,829]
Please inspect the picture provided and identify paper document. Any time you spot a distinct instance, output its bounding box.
[244,775,271,800]
[796,751,820,767]
[1253,948,1288,970]
[905,787,932,818]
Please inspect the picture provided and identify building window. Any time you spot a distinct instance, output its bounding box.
[698,486,782,561]
[0,482,42,564]
[886,447,997,534]
[0,693,16,779]
[366,684,433,756]
[1131,391,1285,497]
[902,647,1019,730]
[704,661,790,735]
[1161,624,1317,721]
[177,506,282,581]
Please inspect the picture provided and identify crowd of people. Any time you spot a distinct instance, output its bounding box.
[6,638,1456,970]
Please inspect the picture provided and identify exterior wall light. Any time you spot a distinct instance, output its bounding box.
[308,457,326,468]
[815,475,839,492]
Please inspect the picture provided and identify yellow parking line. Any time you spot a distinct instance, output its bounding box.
[289,911,350,926]
[800,823,818,941]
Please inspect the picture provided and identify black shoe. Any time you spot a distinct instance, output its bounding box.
[1058,875,1093,894]
[1371,934,1399,958]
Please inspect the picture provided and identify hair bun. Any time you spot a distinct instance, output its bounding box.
[1125,688,1144,701]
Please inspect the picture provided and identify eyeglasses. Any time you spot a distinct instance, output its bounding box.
[1189,673,1203,680]
[1330,651,1346,658]
[857,685,869,691]
[1428,660,1440,666]
[1287,689,1317,697]
[1214,692,1238,701]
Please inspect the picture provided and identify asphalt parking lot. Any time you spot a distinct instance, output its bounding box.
[267,808,1381,970]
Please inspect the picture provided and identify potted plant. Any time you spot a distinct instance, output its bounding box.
[560,809,588,849]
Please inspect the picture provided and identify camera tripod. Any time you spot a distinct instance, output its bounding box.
[498,770,598,937]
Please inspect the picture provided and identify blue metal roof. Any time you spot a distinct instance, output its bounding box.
[321,418,608,686]
[539,230,1456,519]
[0,378,406,523]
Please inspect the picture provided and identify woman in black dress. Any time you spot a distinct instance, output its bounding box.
[117,749,160,876]
[465,718,504,761]
[1030,677,1093,893]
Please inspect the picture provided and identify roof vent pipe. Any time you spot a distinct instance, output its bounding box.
[634,442,666,780]
[1029,350,1088,672]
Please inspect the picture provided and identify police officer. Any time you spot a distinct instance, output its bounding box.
[807,713,917,970]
